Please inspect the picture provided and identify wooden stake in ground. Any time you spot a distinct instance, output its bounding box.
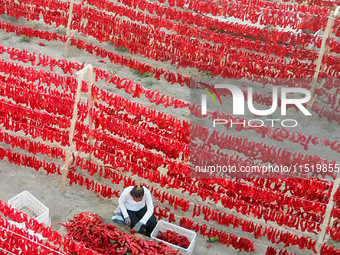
[64,0,75,57]
[316,174,340,253]
[61,70,84,192]
[87,66,95,162]
[60,64,94,192]
[303,5,339,126]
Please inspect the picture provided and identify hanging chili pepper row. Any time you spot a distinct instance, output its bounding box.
[180,217,255,252]
[91,85,189,135]
[0,3,191,86]
[321,243,340,255]
[89,106,188,160]
[188,180,327,219]
[76,9,327,80]
[110,0,334,49]
[0,54,189,148]
[0,44,84,75]
[0,216,67,255]
[0,116,70,147]
[91,126,187,170]
[0,59,80,93]
[190,78,340,115]
[153,206,176,223]
[0,73,75,104]
[192,125,337,167]
[83,0,328,63]
[266,246,296,255]
[114,0,340,53]
[0,200,103,255]
[325,224,340,242]
[293,0,339,7]
[0,129,65,161]
[168,0,330,19]
[93,101,189,144]
[72,108,188,165]
[78,7,339,81]
[0,146,61,174]
[0,20,191,110]
[191,106,340,153]
[3,0,334,81]
[3,17,338,122]
[244,178,331,204]
[0,77,87,121]
[173,0,331,31]
[73,154,191,212]
[0,87,187,178]
[180,216,316,252]
[15,0,70,13]
[1,0,72,27]
[72,135,164,176]
[68,36,189,85]
[0,20,192,96]
[190,200,323,234]
[0,98,71,131]
[92,67,189,108]
[67,170,120,199]
[3,0,340,78]
[311,102,340,125]
[189,149,332,205]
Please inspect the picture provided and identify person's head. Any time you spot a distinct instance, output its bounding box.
[130,184,144,202]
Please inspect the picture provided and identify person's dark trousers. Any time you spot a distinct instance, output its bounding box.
[125,206,157,236]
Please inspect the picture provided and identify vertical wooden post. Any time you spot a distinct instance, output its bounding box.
[303,5,339,126]
[64,0,75,57]
[324,218,335,244]
[316,176,340,253]
[61,71,84,192]
[87,66,95,162]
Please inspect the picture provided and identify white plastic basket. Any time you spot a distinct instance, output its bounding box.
[8,191,50,227]
[151,220,196,254]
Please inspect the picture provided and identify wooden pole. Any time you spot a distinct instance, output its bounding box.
[64,0,75,57]
[87,66,94,161]
[324,217,335,244]
[303,5,339,126]
[316,176,340,253]
[60,71,84,192]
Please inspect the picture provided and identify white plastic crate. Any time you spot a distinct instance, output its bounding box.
[8,191,50,227]
[151,220,196,254]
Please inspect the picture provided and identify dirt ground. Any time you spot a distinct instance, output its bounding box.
[0,5,339,255]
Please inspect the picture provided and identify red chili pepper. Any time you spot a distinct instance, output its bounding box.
[157,230,190,249]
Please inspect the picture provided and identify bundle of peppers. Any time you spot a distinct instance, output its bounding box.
[60,212,180,255]
[157,230,190,249]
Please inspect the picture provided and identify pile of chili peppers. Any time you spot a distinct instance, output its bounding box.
[60,212,180,255]
[156,230,190,249]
